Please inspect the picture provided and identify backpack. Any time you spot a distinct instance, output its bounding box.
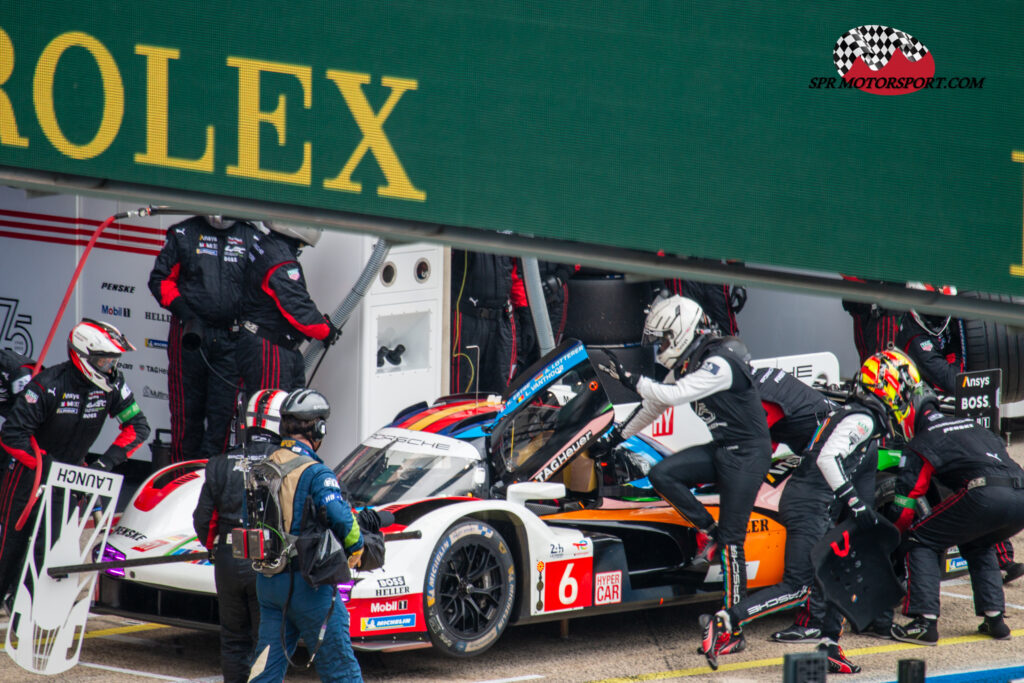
[294,496,352,587]
[244,449,317,577]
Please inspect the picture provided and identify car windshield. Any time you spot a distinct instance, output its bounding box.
[337,441,482,507]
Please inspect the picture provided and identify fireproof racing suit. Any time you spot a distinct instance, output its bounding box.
[753,366,835,453]
[248,439,363,683]
[0,350,33,425]
[726,400,884,639]
[193,433,279,683]
[149,217,259,461]
[0,361,150,599]
[840,276,902,362]
[664,278,740,336]
[237,230,333,394]
[622,336,772,608]
[516,261,576,367]
[450,250,518,394]
[896,410,1024,619]
[895,316,964,395]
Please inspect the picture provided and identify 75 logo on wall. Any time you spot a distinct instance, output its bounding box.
[0,297,34,357]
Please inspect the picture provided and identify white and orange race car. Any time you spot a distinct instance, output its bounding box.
[94,341,956,656]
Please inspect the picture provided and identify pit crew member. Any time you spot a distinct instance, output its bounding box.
[702,354,896,673]
[193,389,287,683]
[0,320,150,602]
[890,384,1024,645]
[450,250,519,394]
[247,389,363,683]
[0,350,33,426]
[237,223,339,394]
[148,215,260,461]
[602,294,772,611]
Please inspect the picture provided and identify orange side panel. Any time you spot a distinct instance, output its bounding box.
[542,504,787,589]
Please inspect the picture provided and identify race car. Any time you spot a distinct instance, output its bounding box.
[91,340,959,656]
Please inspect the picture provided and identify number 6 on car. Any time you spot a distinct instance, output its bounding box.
[543,558,592,611]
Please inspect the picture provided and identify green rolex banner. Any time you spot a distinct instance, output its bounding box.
[0,2,1021,294]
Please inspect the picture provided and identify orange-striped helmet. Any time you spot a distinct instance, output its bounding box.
[858,349,922,438]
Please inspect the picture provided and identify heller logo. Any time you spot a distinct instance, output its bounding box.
[145,311,172,323]
[810,25,984,95]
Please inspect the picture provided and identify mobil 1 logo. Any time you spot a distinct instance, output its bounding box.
[954,369,1001,434]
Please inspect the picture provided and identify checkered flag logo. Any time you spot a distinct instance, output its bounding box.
[833,25,929,77]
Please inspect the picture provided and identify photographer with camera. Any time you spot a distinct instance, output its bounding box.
[246,389,363,683]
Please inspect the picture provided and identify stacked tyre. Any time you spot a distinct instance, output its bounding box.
[563,273,655,403]
[961,291,1024,403]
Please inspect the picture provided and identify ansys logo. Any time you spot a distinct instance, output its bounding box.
[810,25,984,95]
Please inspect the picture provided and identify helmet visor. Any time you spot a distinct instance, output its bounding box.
[91,354,119,375]
[642,330,672,353]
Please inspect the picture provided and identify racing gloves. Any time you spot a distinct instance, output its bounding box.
[322,315,342,346]
[836,481,879,530]
[598,351,639,392]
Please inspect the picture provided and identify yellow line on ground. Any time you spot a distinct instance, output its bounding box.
[590,630,1023,682]
[82,622,170,639]
[0,622,169,651]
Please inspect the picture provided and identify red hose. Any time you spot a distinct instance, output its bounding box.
[15,214,120,531]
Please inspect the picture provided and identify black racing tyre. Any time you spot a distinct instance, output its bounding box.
[423,520,516,657]
[961,291,1024,403]
[563,276,652,345]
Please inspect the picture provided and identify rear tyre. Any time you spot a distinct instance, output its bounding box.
[424,520,516,657]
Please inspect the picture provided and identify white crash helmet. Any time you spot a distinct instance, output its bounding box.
[260,220,323,248]
[245,389,288,435]
[906,282,957,336]
[67,319,134,391]
[642,295,707,367]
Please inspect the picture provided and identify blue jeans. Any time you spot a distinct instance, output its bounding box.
[248,572,362,683]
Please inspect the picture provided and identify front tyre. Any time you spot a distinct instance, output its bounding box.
[424,520,516,657]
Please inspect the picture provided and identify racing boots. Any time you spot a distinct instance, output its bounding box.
[686,524,719,573]
[891,616,938,645]
[859,618,894,640]
[818,641,861,674]
[1003,561,1024,585]
[978,614,1011,640]
[769,623,822,643]
[698,611,745,671]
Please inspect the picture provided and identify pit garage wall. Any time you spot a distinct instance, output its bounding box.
[0,188,446,465]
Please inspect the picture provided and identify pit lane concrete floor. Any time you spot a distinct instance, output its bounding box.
[1,574,1023,682]
[2,451,1024,682]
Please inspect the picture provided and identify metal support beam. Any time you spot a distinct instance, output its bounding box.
[1,165,1023,327]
